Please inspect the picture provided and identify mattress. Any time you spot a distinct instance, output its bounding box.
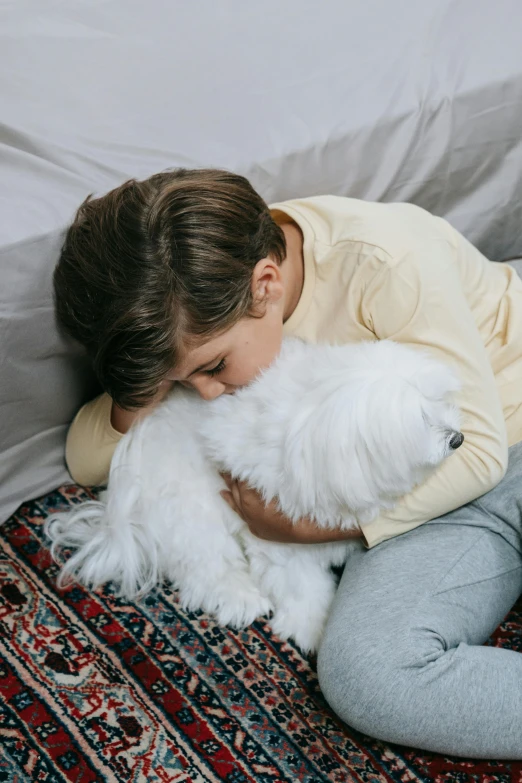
[1,0,522,521]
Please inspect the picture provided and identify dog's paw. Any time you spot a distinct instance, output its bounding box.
[270,601,329,655]
[212,571,272,629]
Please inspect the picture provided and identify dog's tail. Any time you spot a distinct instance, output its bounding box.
[45,422,159,599]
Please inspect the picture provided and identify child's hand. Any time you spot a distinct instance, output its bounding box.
[111,380,175,434]
[220,474,363,544]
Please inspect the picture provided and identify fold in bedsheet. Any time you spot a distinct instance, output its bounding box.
[1,0,521,256]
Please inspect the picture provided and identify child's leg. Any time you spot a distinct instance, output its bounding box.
[318,442,522,759]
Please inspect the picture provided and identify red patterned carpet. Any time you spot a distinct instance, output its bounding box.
[1,485,522,782]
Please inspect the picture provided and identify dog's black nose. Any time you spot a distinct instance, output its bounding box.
[449,432,464,450]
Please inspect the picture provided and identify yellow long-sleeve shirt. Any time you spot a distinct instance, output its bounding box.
[66,196,522,548]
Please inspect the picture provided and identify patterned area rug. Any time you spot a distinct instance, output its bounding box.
[1,485,522,782]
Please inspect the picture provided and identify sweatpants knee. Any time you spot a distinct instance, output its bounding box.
[317,631,387,737]
[317,623,439,742]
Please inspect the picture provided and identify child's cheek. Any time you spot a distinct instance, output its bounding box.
[229,359,262,387]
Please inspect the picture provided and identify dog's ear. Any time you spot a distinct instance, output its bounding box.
[280,380,381,520]
[364,340,460,403]
[411,354,461,402]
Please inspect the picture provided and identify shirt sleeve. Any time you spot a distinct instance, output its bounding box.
[358,238,508,548]
[65,392,124,486]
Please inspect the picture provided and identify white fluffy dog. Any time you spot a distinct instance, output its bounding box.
[46,338,463,653]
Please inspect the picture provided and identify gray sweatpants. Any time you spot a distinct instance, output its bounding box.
[318,440,522,759]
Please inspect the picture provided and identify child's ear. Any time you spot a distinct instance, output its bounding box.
[251,258,284,306]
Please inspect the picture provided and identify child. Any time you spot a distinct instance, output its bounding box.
[55,168,522,758]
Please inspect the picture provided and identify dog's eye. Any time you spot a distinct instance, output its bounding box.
[206,359,226,377]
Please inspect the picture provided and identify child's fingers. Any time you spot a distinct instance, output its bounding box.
[220,472,233,489]
[220,489,232,507]
[221,479,243,510]
[220,489,243,519]
[229,480,244,511]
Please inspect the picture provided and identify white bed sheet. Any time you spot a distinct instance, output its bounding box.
[1,0,522,257]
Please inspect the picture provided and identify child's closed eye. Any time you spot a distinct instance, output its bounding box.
[206,359,226,377]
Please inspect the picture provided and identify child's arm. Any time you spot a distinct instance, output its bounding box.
[110,401,139,434]
[66,382,174,486]
[220,474,363,542]
[357,237,508,547]
[110,379,175,433]
[65,393,124,486]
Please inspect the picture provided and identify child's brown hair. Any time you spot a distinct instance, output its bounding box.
[54,168,287,409]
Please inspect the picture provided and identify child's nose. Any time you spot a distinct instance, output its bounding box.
[192,377,226,401]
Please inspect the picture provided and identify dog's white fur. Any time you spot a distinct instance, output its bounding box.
[46,338,462,653]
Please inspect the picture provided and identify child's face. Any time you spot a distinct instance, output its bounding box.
[167,224,303,401]
[170,312,283,400]
[168,260,287,400]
